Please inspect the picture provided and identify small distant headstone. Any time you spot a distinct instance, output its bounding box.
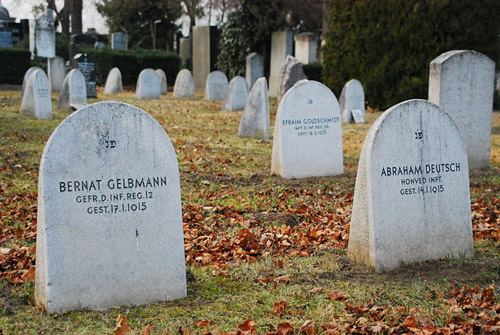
[205,71,228,101]
[111,32,128,50]
[104,67,123,94]
[20,68,52,120]
[238,77,269,139]
[246,53,264,89]
[271,80,343,178]
[22,67,43,97]
[155,69,168,95]
[348,99,473,271]
[58,69,87,112]
[351,109,365,124]
[173,69,194,98]
[48,56,66,93]
[223,76,248,111]
[269,30,293,97]
[277,55,307,102]
[94,41,106,49]
[0,26,13,47]
[72,53,97,99]
[429,50,495,169]
[36,101,187,313]
[136,69,161,99]
[339,79,365,123]
[294,32,319,64]
[29,9,56,58]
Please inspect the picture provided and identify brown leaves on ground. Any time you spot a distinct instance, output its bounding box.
[472,197,500,241]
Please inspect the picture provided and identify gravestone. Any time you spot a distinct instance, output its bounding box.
[22,67,43,97]
[238,77,269,139]
[72,53,97,99]
[348,99,473,271]
[111,32,128,50]
[192,26,219,92]
[294,32,319,64]
[223,76,248,112]
[136,69,161,99]
[58,69,87,112]
[269,30,293,97]
[70,34,96,59]
[179,36,192,68]
[36,101,187,313]
[104,67,123,94]
[155,69,168,95]
[20,68,52,120]
[339,79,365,123]
[246,53,264,89]
[173,69,194,98]
[271,80,343,178]
[48,56,66,93]
[205,71,228,101]
[429,50,495,169]
[29,9,56,58]
[0,26,13,47]
[277,56,307,102]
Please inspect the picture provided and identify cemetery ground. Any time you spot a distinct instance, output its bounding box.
[1,88,499,334]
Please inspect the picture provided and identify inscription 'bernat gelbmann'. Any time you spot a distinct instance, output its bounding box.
[58,176,168,215]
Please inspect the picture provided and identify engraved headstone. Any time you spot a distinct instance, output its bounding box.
[29,9,56,58]
[277,56,307,102]
[223,76,248,111]
[205,71,228,101]
[111,32,128,50]
[104,67,123,94]
[22,67,43,97]
[155,69,168,95]
[238,77,269,139]
[136,68,161,100]
[246,53,264,89]
[351,109,365,124]
[294,32,319,64]
[173,69,194,98]
[339,79,365,123]
[58,69,87,112]
[48,56,66,93]
[72,53,97,99]
[269,30,293,97]
[429,50,495,169]
[271,80,343,178]
[36,101,187,313]
[20,68,52,120]
[348,99,473,271]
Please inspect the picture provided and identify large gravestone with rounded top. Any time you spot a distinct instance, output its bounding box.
[238,77,269,139]
[223,76,248,111]
[21,68,52,120]
[339,79,365,123]
[104,67,123,94]
[173,69,194,98]
[58,69,87,112]
[136,68,161,99]
[205,71,228,101]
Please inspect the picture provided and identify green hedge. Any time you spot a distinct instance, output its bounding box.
[0,48,32,85]
[323,0,500,109]
[84,49,181,86]
[303,62,323,83]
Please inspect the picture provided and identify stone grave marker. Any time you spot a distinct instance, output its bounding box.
[20,68,52,119]
[351,109,365,124]
[294,32,319,64]
[72,53,97,99]
[173,69,194,98]
[205,71,228,101]
[136,69,161,99]
[0,26,13,47]
[111,32,128,50]
[348,99,473,271]
[223,76,248,111]
[269,30,293,97]
[192,26,219,92]
[104,67,123,94]
[36,101,187,313]
[238,77,269,139]
[48,56,66,93]
[246,53,264,89]
[271,80,343,178]
[29,9,55,58]
[277,55,307,102]
[339,79,365,123]
[155,69,168,95]
[58,69,87,112]
[429,50,495,169]
[22,67,43,97]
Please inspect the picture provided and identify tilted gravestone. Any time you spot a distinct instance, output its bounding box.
[223,76,248,112]
[238,77,269,140]
[205,71,228,101]
[22,67,43,97]
[20,68,52,120]
[156,69,168,95]
[348,99,473,271]
[36,101,187,313]
[104,67,123,94]
[136,69,161,99]
[246,53,264,89]
[58,69,87,112]
[428,50,495,169]
[72,53,97,99]
[277,55,307,102]
[271,80,343,178]
[339,79,365,123]
[173,69,194,98]
[48,56,66,93]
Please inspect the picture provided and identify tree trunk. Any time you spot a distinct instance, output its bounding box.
[150,20,156,49]
[71,0,83,35]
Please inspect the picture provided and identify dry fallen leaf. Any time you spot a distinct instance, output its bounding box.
[113,315,130,335]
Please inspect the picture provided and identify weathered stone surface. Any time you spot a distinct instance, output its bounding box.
[205,71,228,101]
[429,50,495,169]
[29,9,56,58]
[179,37,192,68]
[246,53,264,89]
[269,30,293,97]
[223,76,248,112]
[72,53,97,99]
[20,68,52,120]
[192,26,219,92]
[104,67,123,94]
[294,32,319,64]
[271,80,343,178]
[22,67,43,97]
[156,69,168,95]
[173,69,194,98]
[48,56,66,93]
[339,79,365,123]
[36,101,187,313]
[348,99,473,272]
[238,77,269,139]
[277,56,307,102]
[58,69,87,112]
[136,68,161,99]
